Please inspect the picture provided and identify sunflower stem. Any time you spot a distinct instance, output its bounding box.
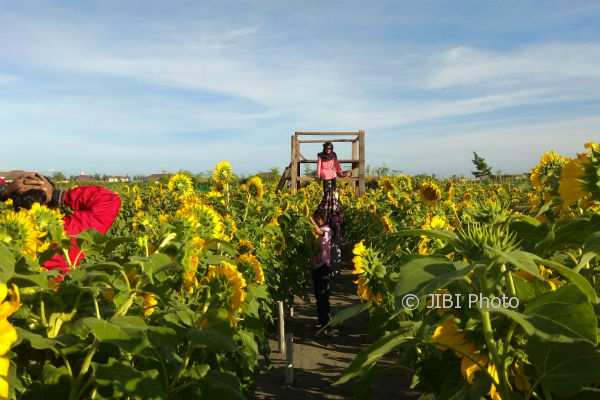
[40,298,48,327]
[479,306,512,399]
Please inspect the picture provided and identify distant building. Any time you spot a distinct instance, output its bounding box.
[74,175,95,182]
[106,176,130,183]
[146,173,171,182]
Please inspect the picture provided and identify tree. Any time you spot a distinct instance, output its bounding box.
[269,167,280,181]
[472,152,492,179]
[51,171,66,182]
[303,163,315,176]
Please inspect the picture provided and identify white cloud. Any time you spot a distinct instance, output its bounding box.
[426,43,600,90]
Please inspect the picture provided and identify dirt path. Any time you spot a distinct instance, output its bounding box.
[255,265,423,400]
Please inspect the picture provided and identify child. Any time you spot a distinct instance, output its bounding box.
[309,210,333,330]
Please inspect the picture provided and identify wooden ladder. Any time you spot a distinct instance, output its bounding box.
[276,163,292,192]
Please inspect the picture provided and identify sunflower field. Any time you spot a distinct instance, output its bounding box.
[0,142,599,399]
[0,161,322,399]
[335,142,600,400]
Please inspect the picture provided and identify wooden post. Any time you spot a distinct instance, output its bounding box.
[278,301,286,357]
[352,137,359,195]
[284,333,294,385]
[290,136,298,194]
[358,130,366,195]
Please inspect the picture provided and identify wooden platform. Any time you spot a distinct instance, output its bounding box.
[277,131,366,196]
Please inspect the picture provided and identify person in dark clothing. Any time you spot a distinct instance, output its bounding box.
[309,210,333,330]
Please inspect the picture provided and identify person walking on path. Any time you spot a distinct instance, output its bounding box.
[309,210,334,330]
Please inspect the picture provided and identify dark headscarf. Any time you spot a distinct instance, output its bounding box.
[318,142,337,161]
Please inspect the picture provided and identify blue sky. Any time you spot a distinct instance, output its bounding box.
[1,0,599,177]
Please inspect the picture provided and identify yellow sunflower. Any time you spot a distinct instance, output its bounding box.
[431,318,467,352]
[381,214,397,234]
[237,254,265,285]
[446,182,455,201]
[222,214,237,242]
[168,173,194,197]
[420,181,442,205]
[559,157,586,209]
[134,195,143,209]
[397,174,413,192]
[580,142,600,202]
[585,142,600,152]
[530,150,568,191]
[422,215,447,230]
[246,176,265,199]
[212,161,234,186]
[203,262,247,321]
[236,239,255,254]
[460,352,488,384]
[353,240,367,257]
[177,202,225,240]
[379,177,396,194]
[512,362,531,392]
[0,284,20,324]
[355,275,383,304]
[0,210,40,256]
[181,236,206,293]
[28,203,67,248]
[142,293,158,317]
[0,283,20,400]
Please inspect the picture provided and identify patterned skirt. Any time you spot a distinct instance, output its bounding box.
[318,179,344,243]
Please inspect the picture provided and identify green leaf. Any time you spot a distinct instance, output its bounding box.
[512,274,549,302]
[246,283,269,300]
[200,370,245,400]
[182,364,210,380]
[12,272,51,288]
[94,358,164,399]
[584,231,600,252]
[527,337,600,397]
[393,229,458,243]
[206,254,231,265]
[42,364,71,385]
[486,247,542,280]
[577,252,599,273]
[103,237,135,256]
[491,284,597,344]
[0,243,16,282]
[144,253,173,276]
[393,256,468,299]
[16,328,59,353]
[541,258,598,304]
[187,328,236,353]
[81,317,148,353]
[237,329,258,368]
[336,327,417,385]
[326,303,369,328]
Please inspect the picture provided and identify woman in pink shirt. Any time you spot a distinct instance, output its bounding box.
[316,142,346,186]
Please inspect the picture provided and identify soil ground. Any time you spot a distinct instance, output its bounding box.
[255,265,424,400]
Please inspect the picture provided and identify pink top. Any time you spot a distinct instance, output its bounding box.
[315,225,332,267]
[316,157,343,180]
